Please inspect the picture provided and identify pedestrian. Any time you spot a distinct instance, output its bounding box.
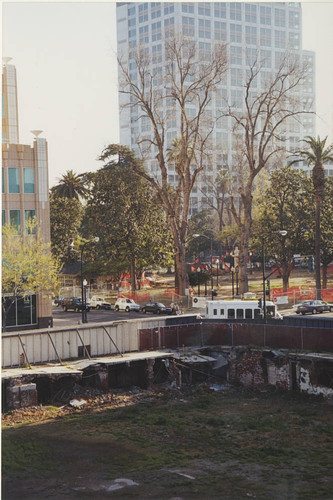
[175,303,180,315]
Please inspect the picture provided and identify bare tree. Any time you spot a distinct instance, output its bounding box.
[117,36,227,296]
[225,52,313,294]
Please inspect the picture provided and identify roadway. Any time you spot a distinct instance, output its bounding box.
[52,305,168,328]
[52,305,333,328]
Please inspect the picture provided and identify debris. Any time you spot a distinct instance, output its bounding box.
[105,478,139,492]
[70,399,86,408]
[210,384,228,391]
[168,470,196,480]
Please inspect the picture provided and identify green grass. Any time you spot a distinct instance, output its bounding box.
[2,387,333,499]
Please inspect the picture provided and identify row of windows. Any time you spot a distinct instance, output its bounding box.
[212,308,261,319]
[128,3,300,28]
[2,167,35,194]
[2,209,36,234]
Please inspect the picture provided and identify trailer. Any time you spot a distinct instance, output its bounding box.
[205,300,280,320]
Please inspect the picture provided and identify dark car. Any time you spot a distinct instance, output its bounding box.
[141,301,173,314]
[61,297,91,313]
[294,300,333,315]
[54,297,65,307]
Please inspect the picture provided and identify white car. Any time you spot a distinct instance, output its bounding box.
[89,296,111,310]
[114,298,140,312]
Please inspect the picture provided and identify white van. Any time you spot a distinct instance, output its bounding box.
[206,300,279,320]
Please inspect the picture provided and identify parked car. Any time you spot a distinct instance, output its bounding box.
[294,300,333,315]
[62,297,91,313]
[54,297,65,307]
[141,301,173,314]
[89,296,111,310]
[114,298,140,312]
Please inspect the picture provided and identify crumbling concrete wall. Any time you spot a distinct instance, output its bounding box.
[228,349,266,388]
[299,364,333,398]
[266,358,290,391]
[6,382,38,409]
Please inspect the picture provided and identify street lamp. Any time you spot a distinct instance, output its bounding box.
[81,237,99,323]
[262,230,287,321]
[192,234,215,300]
[231,266,235,298]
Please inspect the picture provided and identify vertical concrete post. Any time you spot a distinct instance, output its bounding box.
[98,368,109,392]
[146,358,155,390]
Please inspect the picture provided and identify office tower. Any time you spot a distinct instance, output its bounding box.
[2,59,52,330]
[117,3,316,213]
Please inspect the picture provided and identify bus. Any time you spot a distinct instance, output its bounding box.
[205,300,280,320]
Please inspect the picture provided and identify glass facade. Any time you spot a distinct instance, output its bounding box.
[3,295,37,327]
[23,168,35,193]
[8,167,20,193]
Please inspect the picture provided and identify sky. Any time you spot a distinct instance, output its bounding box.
[2,1,333,187]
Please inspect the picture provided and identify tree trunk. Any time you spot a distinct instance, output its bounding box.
[174,241,187,297]
[314,198,322,299]
[322,264,328,290]
[130,256,136,291]
[282,269,290,292]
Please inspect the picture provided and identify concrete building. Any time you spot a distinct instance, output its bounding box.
[116,2,316,214]
[2,59,52,330]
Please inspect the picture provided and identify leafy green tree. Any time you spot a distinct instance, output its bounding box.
[49,193,84,265]
[51,170,89,200]
[83,146,173,290]
[2,222,59,331]
[321,179,333,288]
[292,136,333,298]
[252,166,313,291]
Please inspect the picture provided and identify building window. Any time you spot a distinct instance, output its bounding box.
[198,3,210,16]
[230,46,242,65]
[260,6,271,25]
[24,210,36,234]
[275,8,285,27]
[164,3,174,15]
[260,28,271,47]
[199,19,211,39]
[8,168,20,193]
[245,25,256,45]
[23,168,35,194]
[151,2,161,19]
[275,30,286,49]
[289,10,300,29]
[245,4,256,23]
[230,3,242,21]
[214,21,227,41]
[231,68,242,86]
[260,49,272,68]
[230,24,242,43]
[214,3,226,19]
[9,209,21,231]
[182,16,195,36]
[182,3,194,14]
[2,209,5,229]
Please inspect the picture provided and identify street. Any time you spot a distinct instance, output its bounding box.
[52,305,167,328]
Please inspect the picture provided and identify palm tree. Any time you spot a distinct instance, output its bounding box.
[293,136,333,298]
[51,170,89,200]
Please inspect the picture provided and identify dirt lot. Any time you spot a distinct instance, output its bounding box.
[2,384,333,499]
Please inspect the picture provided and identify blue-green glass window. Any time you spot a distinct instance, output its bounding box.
[2,209,6,231]
[24,210,36,234]
[9,209,21,232]
[23,168,35,194]
[8,168,20,193]
[2,168,4,193]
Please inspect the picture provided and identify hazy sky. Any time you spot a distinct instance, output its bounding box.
[2,1,333,186]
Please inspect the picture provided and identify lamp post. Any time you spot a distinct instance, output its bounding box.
[231,266,235,298]
[235,266,239,296]
[216,259,219,286]
[192,234,215,300]
[262,230,287,321]
[81,237,99,324]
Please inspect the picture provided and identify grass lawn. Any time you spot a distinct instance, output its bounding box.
[2,386,333,499]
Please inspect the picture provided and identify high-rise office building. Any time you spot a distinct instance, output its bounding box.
[117,2,315,213]
[2,59,52,330]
